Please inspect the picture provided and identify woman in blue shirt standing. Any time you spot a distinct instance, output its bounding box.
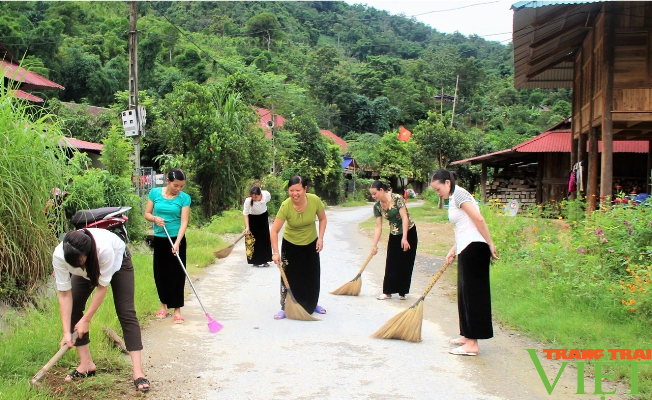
[144,169,191,324]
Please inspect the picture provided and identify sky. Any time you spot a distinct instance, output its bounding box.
[345,0,516,44]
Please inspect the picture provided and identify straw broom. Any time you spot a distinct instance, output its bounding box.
[330,253,374,296]
[371,261,451,342]
[214,233,246,259]
[277,262,320,321]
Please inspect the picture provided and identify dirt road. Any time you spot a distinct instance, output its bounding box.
[139,204,631,400]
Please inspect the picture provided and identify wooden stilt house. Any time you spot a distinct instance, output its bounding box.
[512,1,652,210]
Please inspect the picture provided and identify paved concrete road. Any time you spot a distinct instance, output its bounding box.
[142,204,500,399]
[141,204,629,400]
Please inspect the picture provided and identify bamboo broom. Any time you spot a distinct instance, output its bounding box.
[371,261,451,342]
[330,253,374,296]
[214,233,246,259]
[276,262,320,321]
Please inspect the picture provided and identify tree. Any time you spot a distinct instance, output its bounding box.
[245,12,283,51]
[160,82,271,216]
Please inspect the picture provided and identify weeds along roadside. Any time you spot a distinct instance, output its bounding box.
[0,212,240,399]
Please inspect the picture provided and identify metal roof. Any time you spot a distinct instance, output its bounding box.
[1,60,65,91]
[512,1,603,89]
[256,107,287,139]
[452,130,648,166]
[320,129,348,152]
[60,137,104,152]
[11,89,43,102]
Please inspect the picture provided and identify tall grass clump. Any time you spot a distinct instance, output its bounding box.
[0,83,71,305]
[485,199,652,396]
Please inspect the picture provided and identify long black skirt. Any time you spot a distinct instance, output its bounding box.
[279,238,320,314]
[383,225,418,295]
[457,241,493,339]
[153,236,186,309]
[246,211,272,265]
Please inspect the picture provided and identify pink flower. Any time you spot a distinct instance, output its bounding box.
[624,220,631,226]
[601,237,608,243]
[594,229,603,235]
[578,248,585,254]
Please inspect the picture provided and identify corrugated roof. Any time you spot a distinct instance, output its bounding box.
[11,89,43,102]
[452,130,648,165]
[61,137,104,152]
[62,102,111,116]
[320,129,347,152]
[1,60,64,90]
[512,1,603,89]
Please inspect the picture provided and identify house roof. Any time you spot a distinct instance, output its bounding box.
[452,124,648,166]
[320,129,347,152]
[62,102,112,116]
[511,1,603,89]
[342,156,360,169]
[1,60,65,91]
[256,107,286,138]
[11,89,43,102]
[60,137,104,153]
[256,107,347,152]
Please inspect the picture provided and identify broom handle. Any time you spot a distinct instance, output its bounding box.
[419,262,451,299]
[356,253,374,275]
[277,262,292,290]
[231,233,245,247]
[163,226,210,316]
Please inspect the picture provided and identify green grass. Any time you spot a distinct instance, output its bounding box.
[339,199,369,207]
[0,226,223,399]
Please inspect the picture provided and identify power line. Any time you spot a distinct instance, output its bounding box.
[409,1,501,17]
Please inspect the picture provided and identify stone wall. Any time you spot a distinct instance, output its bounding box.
[486,166,537,207]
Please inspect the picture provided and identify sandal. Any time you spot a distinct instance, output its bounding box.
[449,337,466,346]
[398,295,407,300]
[314,305,327,314]
[274,310,285,319]
[173,315,185,324]
[376,294,392,300]
[65,369,96,381]
[133,377,151,393]
[155,310,169,319]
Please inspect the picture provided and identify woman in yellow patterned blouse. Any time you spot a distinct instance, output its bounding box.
[369,180,418,300]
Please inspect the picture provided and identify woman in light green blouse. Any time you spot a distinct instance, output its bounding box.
[270,176,327,319]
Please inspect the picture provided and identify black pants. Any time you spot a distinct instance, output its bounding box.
[71,251,143,351]
[383,226,418,295]
[153,236,187,309]
[279,238,320,314]
[457,242,493,339]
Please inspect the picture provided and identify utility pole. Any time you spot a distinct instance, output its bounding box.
[450,74,459,127]
[271,107,277,175]
[128,1,141,194]
[440,85,444,116]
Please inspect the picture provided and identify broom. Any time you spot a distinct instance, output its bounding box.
[214,233,246,259]
[371,261,451,342]
[277,262,320,321]
[330,253,373,296]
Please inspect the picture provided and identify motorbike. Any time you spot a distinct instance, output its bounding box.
[70,206,132,243]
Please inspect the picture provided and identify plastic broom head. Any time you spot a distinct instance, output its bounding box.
[206,314,224,333]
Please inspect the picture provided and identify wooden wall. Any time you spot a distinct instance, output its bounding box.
[573,2,652,139]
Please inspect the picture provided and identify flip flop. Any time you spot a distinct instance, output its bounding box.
[449,346,478,356]
[274,310,285,319]
[173,315,185,324]
[155,310,170,319]
[133,377,150,393]
[448,338,466,346]
[314,305,326,314]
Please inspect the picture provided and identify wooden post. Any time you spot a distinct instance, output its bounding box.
[450,75,459,127]
[536,154,544,204]
[600,2,615,202]
[481,163,487,203]
[648,141,652,194]
[586,26,598,213]
[128,1,141,195]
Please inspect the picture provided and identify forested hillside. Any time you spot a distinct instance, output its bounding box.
[1,1,572,207]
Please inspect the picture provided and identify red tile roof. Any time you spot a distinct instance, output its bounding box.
[452,130,648,165]
[60,137,104,152]
[320,129,347,152]
[256,107,347,152]
[1,60,64,91]
[11,89,43,102]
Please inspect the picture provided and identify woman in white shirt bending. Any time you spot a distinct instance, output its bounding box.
[243,186,273,267]
[53,228,150,392]
[430,169,499,357]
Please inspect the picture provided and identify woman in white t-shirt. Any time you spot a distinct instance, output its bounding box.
[243,186,273,267]
[430,169,499,357]
[53,228,150,392]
